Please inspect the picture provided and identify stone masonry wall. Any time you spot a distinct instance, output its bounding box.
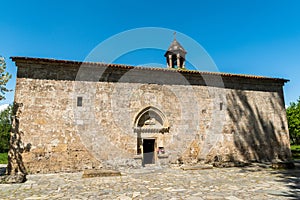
[10,58,292,174]
[12,79,102,173]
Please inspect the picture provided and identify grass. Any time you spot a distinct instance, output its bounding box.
[0,153,8,164]
[291,145,300,160]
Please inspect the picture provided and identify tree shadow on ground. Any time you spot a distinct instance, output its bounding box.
[227,90,300,199]
[237,162,300,199]
[269,161,300,199]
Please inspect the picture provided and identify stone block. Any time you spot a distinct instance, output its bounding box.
[82,169,121,178]
[271,161,295,169]
[0,174,27,184]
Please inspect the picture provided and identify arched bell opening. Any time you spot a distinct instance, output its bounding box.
[164,35,187,69]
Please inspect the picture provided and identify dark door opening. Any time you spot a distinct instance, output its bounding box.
[143,139,155,165]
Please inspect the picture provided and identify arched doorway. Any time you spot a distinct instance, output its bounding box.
[133,106,169,165]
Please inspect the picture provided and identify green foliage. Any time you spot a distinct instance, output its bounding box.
[0,152,8,164]
[290,144,300,151]
[0,56,12,101]
[0,106,12,153]
[290,145,300,160]
[287,98,300,145]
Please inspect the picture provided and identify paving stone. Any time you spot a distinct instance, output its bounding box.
[225,196,242,200]
[0,165,299,199]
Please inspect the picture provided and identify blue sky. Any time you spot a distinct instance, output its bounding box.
[1,0,300,105]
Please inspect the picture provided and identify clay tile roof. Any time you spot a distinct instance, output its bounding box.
[10,56,289,83]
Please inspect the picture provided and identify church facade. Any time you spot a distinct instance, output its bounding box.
[8,39,292,174]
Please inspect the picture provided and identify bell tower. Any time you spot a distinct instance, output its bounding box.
[164,32,187,69]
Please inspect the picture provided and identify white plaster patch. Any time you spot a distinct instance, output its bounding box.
[50,139,60,147]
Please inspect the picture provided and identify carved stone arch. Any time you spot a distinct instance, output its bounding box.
[133,106,169,130]
[133,106,169,159]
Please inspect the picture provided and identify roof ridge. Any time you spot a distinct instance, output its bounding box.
[10,56,288,82]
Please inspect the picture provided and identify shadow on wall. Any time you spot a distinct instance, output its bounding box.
[226,90,300,199]
[227,90,291,162]
[6,102,27,175]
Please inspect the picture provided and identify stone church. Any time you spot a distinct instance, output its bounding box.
[8,38,292,174]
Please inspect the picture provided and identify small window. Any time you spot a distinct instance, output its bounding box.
[77,97,83,107]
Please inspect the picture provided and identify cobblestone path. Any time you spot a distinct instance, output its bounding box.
[1,164,299,199]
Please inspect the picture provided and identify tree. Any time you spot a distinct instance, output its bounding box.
[0,105,12,152]
[286,98,300,145]
[0,56,12,101]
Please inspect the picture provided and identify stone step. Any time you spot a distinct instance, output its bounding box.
[181,164,213,170]
[82,169,121,178]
